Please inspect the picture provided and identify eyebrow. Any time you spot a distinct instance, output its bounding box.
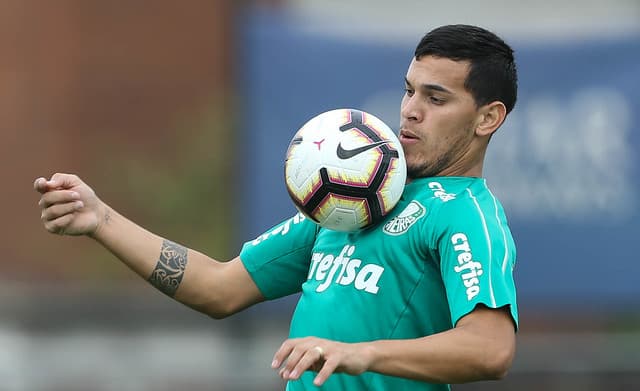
[404,77,453,94]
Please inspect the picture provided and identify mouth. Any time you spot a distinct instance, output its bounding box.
[399,128,420,142]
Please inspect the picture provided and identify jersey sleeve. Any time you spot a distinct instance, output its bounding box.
[432,195,518,329]
[240,213,319,300]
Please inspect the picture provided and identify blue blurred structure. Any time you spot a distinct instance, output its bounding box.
[238,8,640,313]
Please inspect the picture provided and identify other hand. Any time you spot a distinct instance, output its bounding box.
[271,337,372,386]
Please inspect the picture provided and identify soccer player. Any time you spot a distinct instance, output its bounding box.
[35,24,518,390]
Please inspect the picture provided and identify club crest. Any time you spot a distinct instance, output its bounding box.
[383,201,426,235]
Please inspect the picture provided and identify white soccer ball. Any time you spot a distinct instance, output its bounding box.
[284,108,407,232]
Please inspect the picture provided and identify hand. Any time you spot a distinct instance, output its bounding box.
[271,337,372,386]
[34,173,104,236]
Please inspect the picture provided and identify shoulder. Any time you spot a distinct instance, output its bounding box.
[416,178,508,231]
[408,177,487,211]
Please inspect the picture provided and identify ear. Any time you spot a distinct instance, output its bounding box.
[474,101,507,137]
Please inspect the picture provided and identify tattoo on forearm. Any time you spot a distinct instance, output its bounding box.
[148,240,188,297]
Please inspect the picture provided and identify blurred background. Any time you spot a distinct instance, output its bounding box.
[3,0,639,390]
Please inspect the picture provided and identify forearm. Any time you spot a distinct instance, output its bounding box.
[365,308,515,383]
[35,173,263,317]
[89,203,234,317]
[273,307,515,386]
[365,329,508,383]
[90,204,164,281]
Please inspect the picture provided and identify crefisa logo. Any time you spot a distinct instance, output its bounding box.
[308,245,384,294]
[451,233,483,300]
[429,181,456,202]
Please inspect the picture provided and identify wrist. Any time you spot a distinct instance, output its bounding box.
[358,341,381,373]
[88,201,111,240]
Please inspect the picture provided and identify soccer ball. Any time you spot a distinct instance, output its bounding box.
[284,108,406,232]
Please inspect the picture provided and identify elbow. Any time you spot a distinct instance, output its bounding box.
[190,298,236,320]
[205,307,233,320]
[207,301,239,320]
[481,345,515,380]
[483,361,510,381]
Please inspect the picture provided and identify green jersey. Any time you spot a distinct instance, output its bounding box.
[240,177,518,390]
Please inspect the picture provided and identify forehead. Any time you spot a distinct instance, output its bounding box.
[405,55,471,92]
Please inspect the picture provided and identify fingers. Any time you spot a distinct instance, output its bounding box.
[273,338,339,385]
[41,200,84,235]
[38,186,84,235]
[50,173,80,189]
[279,345,325,381]
[33,173,80,194]
[314,357,340,386]
[41,200,84,223]
[43,213,76,235]
[38,189,81,209]
[271,340,294,370]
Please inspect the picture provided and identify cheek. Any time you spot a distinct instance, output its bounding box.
[434,117,472,145]
[399,95,410,116]
[404,138,437,164]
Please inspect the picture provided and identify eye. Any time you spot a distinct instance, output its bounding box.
[429,96,445,105]
[404,88,415,97]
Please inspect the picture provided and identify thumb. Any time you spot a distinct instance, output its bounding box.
[33,177,49,194]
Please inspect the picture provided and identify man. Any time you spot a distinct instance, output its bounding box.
[35,24,518,390]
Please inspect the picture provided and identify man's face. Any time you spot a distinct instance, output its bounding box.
[400,55,482,178]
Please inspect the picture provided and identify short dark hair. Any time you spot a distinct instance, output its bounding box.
[415,24,518,114]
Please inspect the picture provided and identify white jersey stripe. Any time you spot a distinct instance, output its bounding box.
[482,180,511,274]
[466,187,497,308]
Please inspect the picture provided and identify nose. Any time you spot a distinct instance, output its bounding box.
[400,94,422,123]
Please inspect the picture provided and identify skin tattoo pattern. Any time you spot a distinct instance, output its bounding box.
[148,239,188,297]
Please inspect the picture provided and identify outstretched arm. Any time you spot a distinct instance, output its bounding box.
[35,173,264,318]
[272,305,515,385]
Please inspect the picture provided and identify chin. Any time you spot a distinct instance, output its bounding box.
[406,164,425,179]
[406,161,438,179]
